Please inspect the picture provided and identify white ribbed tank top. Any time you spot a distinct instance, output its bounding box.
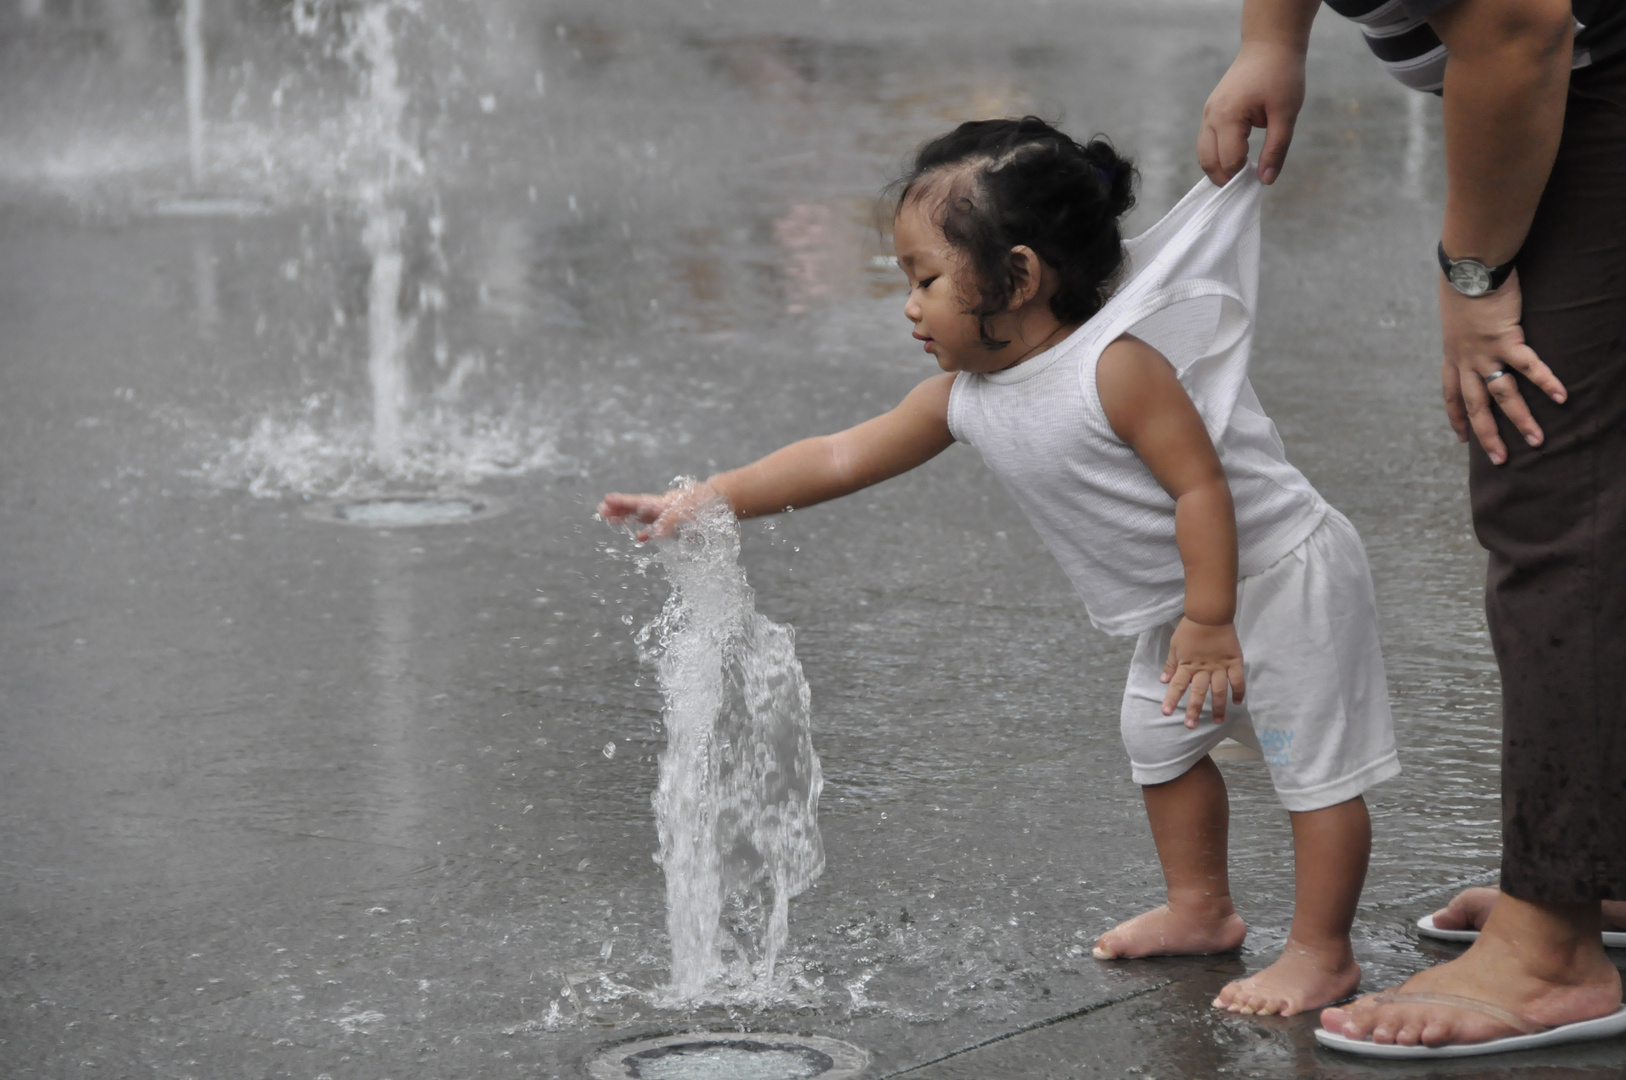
[946,170,1327,637]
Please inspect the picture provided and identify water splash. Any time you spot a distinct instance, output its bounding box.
[185,400,566,499]
[634,490,825,1002]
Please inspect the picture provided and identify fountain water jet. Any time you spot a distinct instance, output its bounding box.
[182,0,206,183]
[635,493,825,1002]
[362,191,412,471]
[344,0,426,478]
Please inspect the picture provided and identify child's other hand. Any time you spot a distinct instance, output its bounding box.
[596,483,723,541]
[1161,618,1246,729]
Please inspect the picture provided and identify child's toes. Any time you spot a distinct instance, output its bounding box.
[1215,981,1253,1012]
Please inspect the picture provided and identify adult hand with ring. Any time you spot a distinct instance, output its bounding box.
[1438,270,1568,465]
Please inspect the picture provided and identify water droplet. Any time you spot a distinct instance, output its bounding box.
[602,742,616,759]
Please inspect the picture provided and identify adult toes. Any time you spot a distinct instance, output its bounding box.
[1331,999,1380,1036]
[1420,1015,1455,1047]
[1395,1015,1430,1046]
[1319,1005,1354,1034]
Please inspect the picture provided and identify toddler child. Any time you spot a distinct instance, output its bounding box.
[600,117,1399,1017]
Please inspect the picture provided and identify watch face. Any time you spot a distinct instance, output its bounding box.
[1449,261,1492,297]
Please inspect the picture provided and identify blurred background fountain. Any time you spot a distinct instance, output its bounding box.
[1,0,569,498]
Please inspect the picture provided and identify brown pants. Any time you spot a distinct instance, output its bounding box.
[1469,56,1626,904]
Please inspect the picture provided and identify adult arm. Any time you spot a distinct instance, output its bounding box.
[1098,335,1245,726]
[598,373,956,536]
[1198,0,1321,186]
[1428,0,1572,463]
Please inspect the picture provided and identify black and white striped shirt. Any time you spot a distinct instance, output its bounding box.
[1325,0,1626,92]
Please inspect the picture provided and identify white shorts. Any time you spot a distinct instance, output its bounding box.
[1119,508,1400,812]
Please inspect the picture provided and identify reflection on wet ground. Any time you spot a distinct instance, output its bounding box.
[2,0,1623,1077]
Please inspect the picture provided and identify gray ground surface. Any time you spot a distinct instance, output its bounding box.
[2,0,1623,1076]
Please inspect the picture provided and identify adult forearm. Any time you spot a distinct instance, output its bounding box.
[1174,480,1239,627]
[1433,0,1573,263]
[1239,0,1320,51]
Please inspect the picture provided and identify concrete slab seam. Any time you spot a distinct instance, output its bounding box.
[877,979,1177,1077]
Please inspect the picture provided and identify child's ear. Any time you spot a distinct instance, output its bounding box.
[1007,245,1043,309]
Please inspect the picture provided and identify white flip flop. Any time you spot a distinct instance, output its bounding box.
[1416,913,1626,949]
[1316,998,1626,1059]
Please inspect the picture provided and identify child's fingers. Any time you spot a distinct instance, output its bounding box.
[1162,665,1191,716]
[1230,659,1246,703]
[1161,643,1178,684]
[1210,671,1229,724]
[1184,671,1212,729]
[650,509,684,538]
[599,492,661,523]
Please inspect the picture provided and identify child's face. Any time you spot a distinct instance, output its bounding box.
[893,199,1013,375]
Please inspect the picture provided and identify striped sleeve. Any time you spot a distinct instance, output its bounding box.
[1322,0,1626,93]
[1323,0,1448,92]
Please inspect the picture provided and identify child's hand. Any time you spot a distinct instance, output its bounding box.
[596,482,724,541]
[1161,618,1246,729]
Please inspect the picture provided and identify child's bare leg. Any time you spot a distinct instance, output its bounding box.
[1094,755,1248,959]
[1214,795,1369,1016]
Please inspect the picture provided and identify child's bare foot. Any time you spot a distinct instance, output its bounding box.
[1433,886,1626,933]
[1093,903,1247,960]
[1213,940,1361,1016]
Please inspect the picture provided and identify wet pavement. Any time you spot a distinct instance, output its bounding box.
[2,0,1624,1077]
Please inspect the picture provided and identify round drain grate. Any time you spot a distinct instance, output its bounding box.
[305,494,505,528]
[586,1033,869,1080]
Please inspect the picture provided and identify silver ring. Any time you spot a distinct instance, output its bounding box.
[1482,369,1511,384]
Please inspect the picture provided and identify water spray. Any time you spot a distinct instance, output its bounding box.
[634,492,825,1001]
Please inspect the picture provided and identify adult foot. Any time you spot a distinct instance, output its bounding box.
[1427,886,1498,932]
[1213,941,1361,1016]
[1093,903,1246,959]
[1432,887,1626,933]
[1322,899,1621,1048]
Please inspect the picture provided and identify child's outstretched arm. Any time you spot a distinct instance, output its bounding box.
[599,373,956,539]
[1097,334,1246,729]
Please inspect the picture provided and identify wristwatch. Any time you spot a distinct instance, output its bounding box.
[1437,242,1515,298]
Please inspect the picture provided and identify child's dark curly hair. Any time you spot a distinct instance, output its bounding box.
[893,117,1137,349]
